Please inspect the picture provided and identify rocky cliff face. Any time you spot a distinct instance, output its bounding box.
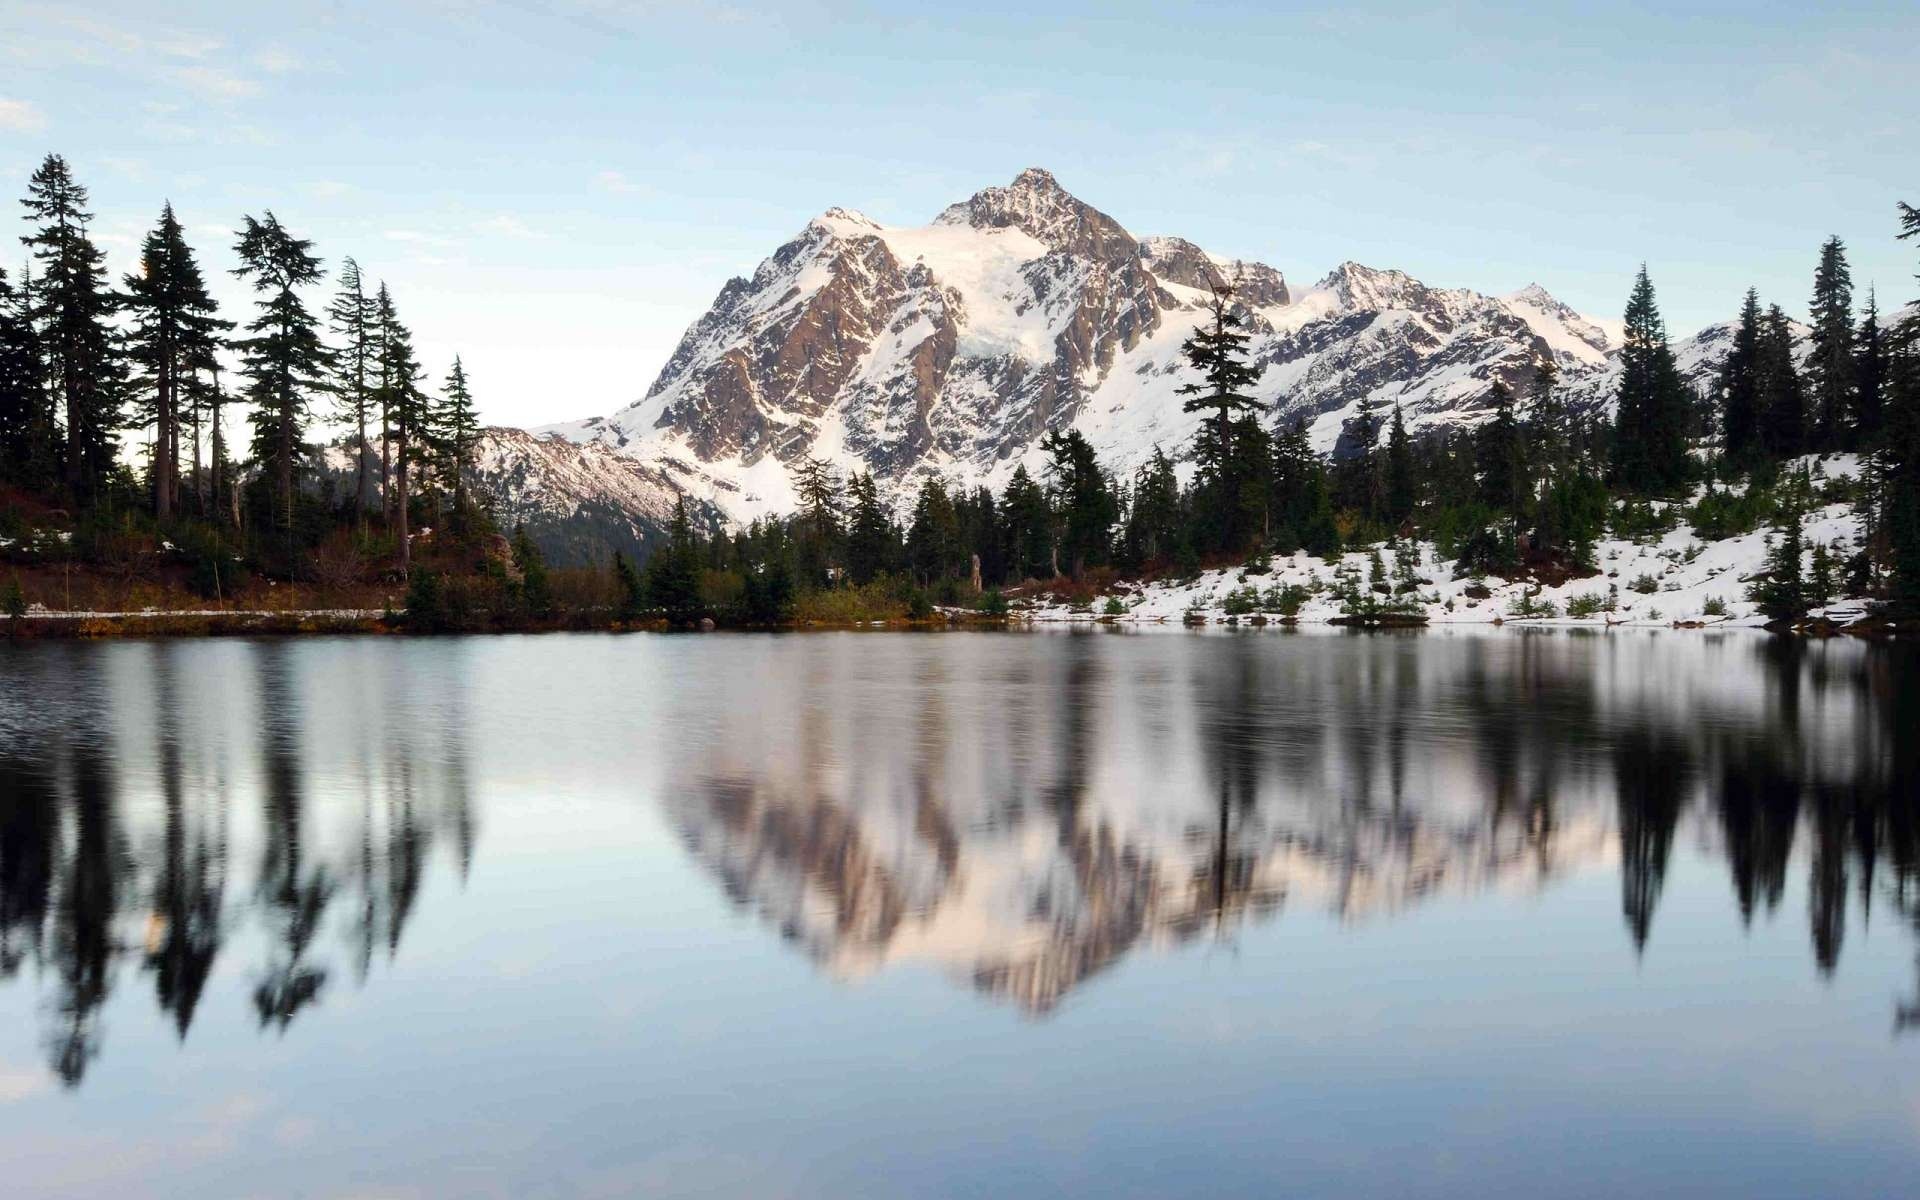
[540,167,1653,522]
[466,426,721,565]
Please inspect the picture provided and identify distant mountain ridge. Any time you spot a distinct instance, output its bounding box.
[481,167,1834,560]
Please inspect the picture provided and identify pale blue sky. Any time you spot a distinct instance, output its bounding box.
[1,0,1915,428]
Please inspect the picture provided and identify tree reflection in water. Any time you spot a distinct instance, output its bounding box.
[0,640,476,1086]
[0,629,1915,1090]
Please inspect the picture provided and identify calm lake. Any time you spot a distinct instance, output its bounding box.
[1,628,1916,1199]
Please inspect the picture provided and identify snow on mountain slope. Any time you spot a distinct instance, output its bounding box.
[541,167,1641,522]
[468,426,722,564]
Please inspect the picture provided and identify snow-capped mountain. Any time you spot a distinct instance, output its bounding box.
[539,167,1638,523]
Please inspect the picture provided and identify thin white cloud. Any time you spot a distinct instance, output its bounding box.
[0,97,47,133]
[253,46,300,74]
[170,64,261,100]
[384,229,459,248]
[596,169,648,195]
[310,180,354,199]
[472,214,548,240]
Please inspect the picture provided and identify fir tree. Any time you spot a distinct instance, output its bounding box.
[906,478,963,585]
[1001,463,1053,580]
[1883,201,1920,616]
[1753,500,1807,622]
[121,203,227,521]
[1383,403,1416,524]
[644,496,703,623]
[327,257,377,521]
[1040,428,1116,577]
[1719,288,1764,467]
[20,154,123,503]
[436,356,480,527]
[1806,236,1855,450]
[1476,381,1526,520]
[511,524,551,618]
[1122,447,1183,567]
[789,454,841,586]
[231,211,330,532]
[1527,355,1568,475]
[1853,289,1886,446]
[1333,396,1389,524]
[844,471,895,585]
[1271,417,1341,557]
[1758,303,1806,461]
[612,550,644,621]
[0,264,55,489]
[1609,266,1691,494]
[1178,286,1267,551]
[371,288,429,574]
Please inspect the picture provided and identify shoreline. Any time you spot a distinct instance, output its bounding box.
[4,608,1900,640]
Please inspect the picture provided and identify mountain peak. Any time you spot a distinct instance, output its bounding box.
[935,167,1136,266]
[1009,166,1063,192]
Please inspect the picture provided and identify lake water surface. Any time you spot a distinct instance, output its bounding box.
[1,628,1916,1199]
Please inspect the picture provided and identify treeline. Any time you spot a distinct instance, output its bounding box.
[0,153,502,606]
[628,214,1920,626]
[5,153,1918,629]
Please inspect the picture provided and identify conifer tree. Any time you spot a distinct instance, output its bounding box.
[1527,354,1569,473]
[789,454,842,585]
[1334,396,1387,524]
[1719,288,1764,467]
[844,471,895,585]
[0,265,55,489]
[906,478,963,585]
[1271,417,1341,557]
[327,257,377,521]
[20,154,122,503]
[644,496,703,623]
[612,550,644,621]
[122,203,226,521]
[232,211,330,532]
[1853,289,1886,446]
[1122,447,1183,567]
[1758,304,1806,461]
[436,356,480,525]
[1476,381,1526,520]
[1040,428,1116,577]
[1753,500,1808,622]
[1178,286,1267,550]
[1609,266,1691,494]
[1378,403,1413,525]
[1806,236,1855,450]
[1882,201,1920,616]
[1001,463,1053,580]
[372,290,430,574]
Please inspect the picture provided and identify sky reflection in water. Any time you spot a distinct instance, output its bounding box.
[0,628,1915,1199]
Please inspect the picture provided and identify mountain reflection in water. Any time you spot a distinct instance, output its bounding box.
[0,628,1915,1094]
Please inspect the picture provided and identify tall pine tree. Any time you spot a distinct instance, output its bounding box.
[437,355,480,526]
[20,154,123,503]
[1385,403,1417,524]
[121,203,226,520]
[1854,288,1886,446]
[1759,303,1806,461]
[1719,288,1764,467]
[1178,286,1267,551]
[0,264,55,489]
[327,257,377,522]
[1806,236,1855,450]
[373,289,429,575]
[1609,266,1691,494]
[232,211,330,532]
